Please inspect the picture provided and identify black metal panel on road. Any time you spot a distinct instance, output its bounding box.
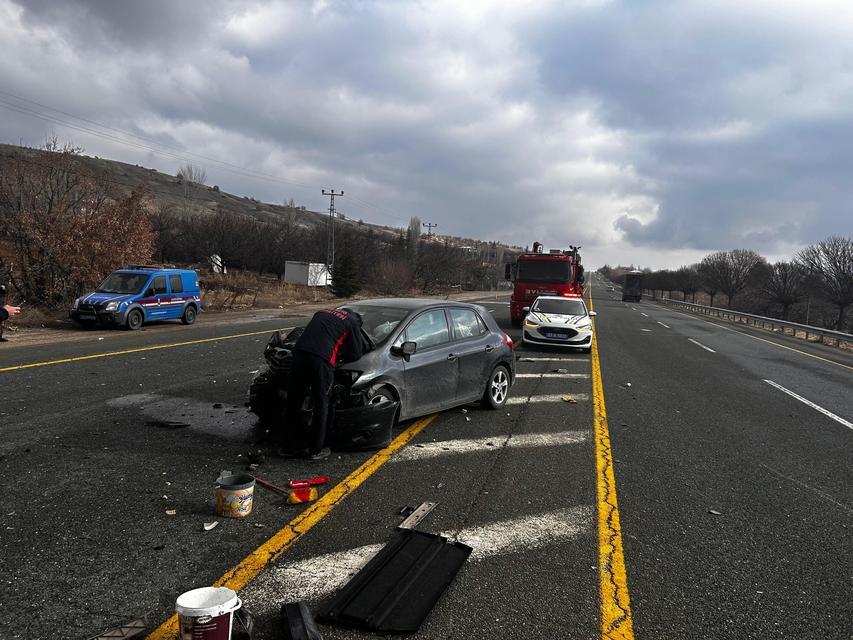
[319,529,472,632]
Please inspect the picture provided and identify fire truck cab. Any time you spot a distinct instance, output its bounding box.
[504,242,585,327]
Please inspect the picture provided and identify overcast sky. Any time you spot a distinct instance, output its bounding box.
[2,0,851,269]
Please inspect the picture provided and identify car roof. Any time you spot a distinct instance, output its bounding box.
[115,268,194,275]
[343,298,479,311]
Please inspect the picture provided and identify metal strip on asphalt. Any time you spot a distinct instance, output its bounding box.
[145,414,438,640]
[763,379,853,430]
[589,288,635,640]
[516,373,590,379]
[0,327,293,373]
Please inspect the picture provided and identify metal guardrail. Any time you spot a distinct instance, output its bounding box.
[654,297,853,351]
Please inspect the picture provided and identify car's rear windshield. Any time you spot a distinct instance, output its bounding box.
[342,304,410,346]
[533,299,587,315]
[96,272,149,294]
[517,259,570,283]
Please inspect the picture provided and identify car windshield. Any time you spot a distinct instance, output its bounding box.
[517,259,571,283]
[532,298,587,316]
[342,304,410,346]
[96,272,149,294]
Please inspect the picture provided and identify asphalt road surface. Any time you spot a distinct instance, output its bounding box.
[0,281,850,639]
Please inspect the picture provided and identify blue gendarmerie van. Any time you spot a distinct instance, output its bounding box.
[70,266,202,330]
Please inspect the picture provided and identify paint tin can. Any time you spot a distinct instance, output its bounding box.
[215,470,255,519]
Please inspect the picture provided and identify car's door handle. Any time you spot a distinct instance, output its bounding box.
[447,353,458,362]
[484,345,494,352]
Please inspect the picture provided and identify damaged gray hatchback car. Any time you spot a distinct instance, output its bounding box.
[250,298,516,451]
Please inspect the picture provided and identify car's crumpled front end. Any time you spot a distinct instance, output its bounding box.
[249,327,399,451]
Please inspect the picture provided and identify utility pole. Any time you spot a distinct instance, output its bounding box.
[422,222,438,237]
[322,189,344,272]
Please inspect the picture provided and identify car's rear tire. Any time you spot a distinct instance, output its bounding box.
[181,305,197,325]
[482,364,510,409]
[126,309,143,331]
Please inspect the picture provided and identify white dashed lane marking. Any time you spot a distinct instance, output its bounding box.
[391,430,589,462]
[764,379,853,430]
[516,373,590,379]
[507,393,589,404]
[688,338,716,353]
[657,321,671,329]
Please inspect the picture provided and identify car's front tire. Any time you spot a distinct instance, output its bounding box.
[482,364,510,409]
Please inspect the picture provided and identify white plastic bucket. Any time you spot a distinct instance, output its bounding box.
[176,586,241,640]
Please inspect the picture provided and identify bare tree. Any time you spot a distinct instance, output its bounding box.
[699,249,765,307]
[177,163,207,186]
[674,265,702,302]
[761,261,807,320]
[797,236,853,329]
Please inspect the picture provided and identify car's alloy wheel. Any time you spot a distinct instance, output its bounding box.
[482,365,510,409]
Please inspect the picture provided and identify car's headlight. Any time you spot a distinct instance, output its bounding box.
[576,322,592,330]
[71,298,79,310]
[105,301,119,311]
[524,317,539,328]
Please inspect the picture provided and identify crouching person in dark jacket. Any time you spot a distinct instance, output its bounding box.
[282,308,363,460]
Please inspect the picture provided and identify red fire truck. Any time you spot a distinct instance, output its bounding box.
[504,242,585,326]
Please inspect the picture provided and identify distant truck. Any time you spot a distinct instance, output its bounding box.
[622,270,643,302]
[505,241,584,327]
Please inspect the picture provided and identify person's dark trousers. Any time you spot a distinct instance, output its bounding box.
[285,349,335,454]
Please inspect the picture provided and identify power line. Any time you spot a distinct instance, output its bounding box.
[422,222,438,237]
[0,90,407,224]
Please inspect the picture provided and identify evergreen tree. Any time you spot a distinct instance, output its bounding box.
[331,252,361,298]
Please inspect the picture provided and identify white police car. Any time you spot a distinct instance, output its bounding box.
[521,295,596,352]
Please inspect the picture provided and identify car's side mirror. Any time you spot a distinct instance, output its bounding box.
[589,311,597,317]
[391,341,417,361]
[522,306,530,312]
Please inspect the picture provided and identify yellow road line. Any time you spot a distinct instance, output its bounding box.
[146,413,437,640]
[659,305,853,372]
[589,289,635,640]
[0,327,292,373]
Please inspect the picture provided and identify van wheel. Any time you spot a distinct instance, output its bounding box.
[126,309,143,331]
[482,365,510,409]
[181,305,197,325]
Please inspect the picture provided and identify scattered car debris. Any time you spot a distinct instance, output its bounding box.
[86,618,146,639]
[465,416,471,422]
[165,509,176,516]
[320,528,472,632]
[460,408,468,414]
[709,509,723,516]
[626,382,632,387]
[204,521,219,531]
[553,368,569,373]
[561,396,578,404]
[398,501,437,530]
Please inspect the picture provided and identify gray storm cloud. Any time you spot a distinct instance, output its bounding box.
[1,0,851,268]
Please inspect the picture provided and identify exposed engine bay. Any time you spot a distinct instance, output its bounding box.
[249,327,399,451]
